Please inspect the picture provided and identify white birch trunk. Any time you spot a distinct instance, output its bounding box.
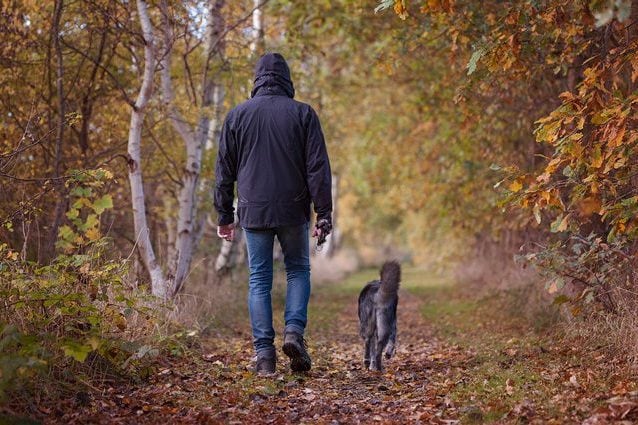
[249,0,264,55]
[127,0,168,298]
[163,193,177,268]
[160,0,226,295]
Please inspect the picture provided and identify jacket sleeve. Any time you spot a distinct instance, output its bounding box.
[214,114,238,226]
[305,107,333,223]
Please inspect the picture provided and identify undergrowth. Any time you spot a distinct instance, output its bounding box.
[0,170,183,405]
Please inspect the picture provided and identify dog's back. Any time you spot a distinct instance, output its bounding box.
[358,261,401,371]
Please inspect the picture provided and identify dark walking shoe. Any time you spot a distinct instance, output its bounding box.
[255,355,276,375]
[282,332,311,372]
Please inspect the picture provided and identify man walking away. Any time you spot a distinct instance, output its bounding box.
[214,52,332,375]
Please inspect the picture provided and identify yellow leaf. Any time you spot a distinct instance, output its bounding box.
[85,227,101,241]
[609,125,625,148]
[590,181,600,194]
[509,179,523,192]
[88,337,101,351]
[394,0,409,19]
[536,120,562,143]
[577,117,585,130]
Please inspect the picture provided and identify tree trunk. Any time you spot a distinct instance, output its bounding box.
[250,0,265,56]
[44,0,66,263]
[160,0,226,296]
[52,0,65,180]
[163,192,177,268]
[127,0,167,298]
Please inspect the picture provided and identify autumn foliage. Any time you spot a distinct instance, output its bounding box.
[369,0,638,316]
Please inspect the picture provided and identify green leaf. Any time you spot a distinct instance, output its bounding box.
[62,341,92,362]
[73,198,91,210]
[92,195,113,215]
[82,214,99,231]
[66,208,79,220]
[620,196,638,207]
[70,254,91,267]
[70,186,92,197]
[58,225,77,243]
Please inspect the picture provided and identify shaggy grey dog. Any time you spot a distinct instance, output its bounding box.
[357,261,401,371]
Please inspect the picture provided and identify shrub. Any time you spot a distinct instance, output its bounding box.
[0,169,157,399]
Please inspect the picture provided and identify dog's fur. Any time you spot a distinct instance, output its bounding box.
[358,261,400,371]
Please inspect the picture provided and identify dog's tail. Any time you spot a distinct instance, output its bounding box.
[377,260,400,303]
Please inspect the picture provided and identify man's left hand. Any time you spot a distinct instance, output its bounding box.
[312,218,332,246]
[217,223,235,242]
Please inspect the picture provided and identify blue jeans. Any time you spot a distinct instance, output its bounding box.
[243,222,311,358]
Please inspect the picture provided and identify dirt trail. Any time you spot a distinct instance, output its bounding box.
[253,290,467,424]
[26,268,638,424]
[50,279,468,424]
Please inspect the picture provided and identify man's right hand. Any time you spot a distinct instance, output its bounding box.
[217,223,235,242]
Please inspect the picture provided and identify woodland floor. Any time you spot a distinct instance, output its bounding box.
[4,268,638,424]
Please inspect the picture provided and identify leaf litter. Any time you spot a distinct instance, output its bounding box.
[4,273,638,424]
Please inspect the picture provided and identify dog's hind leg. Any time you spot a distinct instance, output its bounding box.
[361,307,377,369]
[384,320,397,360]
[363,334,373,369]
[368,332,381,370]
[370,311,391,371]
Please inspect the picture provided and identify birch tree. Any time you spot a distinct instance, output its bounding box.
[159,0,227,296]
[249,0,265,55]
[127,0,167,298]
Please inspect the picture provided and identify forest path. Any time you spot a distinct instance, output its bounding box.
[52,268,638,424]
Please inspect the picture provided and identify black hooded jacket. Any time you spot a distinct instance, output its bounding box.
[214,53,332,229]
